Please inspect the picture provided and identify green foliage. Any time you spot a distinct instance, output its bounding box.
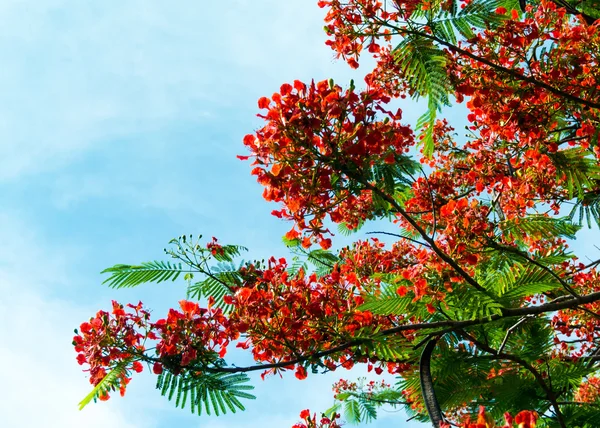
[371,337,411,362]
[499,214,581,243]
[370,155,419,194]
[359,295,414,316]
[186,261,244,312]
[452,291,504,320]
[550,147,600,199]
[78,362,130,410]
[551,403,600,428]
[155,371,255,416]
[428,0,507,45]
[569,192,600,229]
[401,0,519,156]
[338,221,365,236]
[367,154,420,215]
[504,320,553,362]
[210,244,248,263]
[576,0,600,23]
[324,380,404,425]
[478,245,574,303]
[546,360,597,397]
[497,264,562,301]
[100,235,251,312]
[286,247,339,277]
[393,35,451,156]
[102,261,185,288]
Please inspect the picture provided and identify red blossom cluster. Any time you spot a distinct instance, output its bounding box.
[73,301,152,399]
[439,406,538,428]
[74,300,236,400]
[447,3,600,211]
[242,79,414,247]
[153,300,233,369]
[574,375,600,403]
[225,255,398,378]
[292,409,342,428]
[319,0,421,68]
[206,236,225,257]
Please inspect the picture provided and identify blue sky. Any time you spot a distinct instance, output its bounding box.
[0,1,428,427]
[3,1,599,428]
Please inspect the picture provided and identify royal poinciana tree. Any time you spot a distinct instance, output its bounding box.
[74,0,600,427]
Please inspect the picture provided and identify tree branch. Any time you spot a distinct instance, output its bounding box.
[420,338,446,428]
[173,290,600,375]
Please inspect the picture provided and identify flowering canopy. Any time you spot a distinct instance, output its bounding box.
[75,0,600,427]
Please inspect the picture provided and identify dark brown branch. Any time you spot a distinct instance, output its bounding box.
[366,230,430,247]
[420,338,446,428]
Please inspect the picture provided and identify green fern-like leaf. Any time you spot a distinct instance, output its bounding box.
[344,399,361,424]
[210,244,248,263]
[101,261,185,288]
[393,35,452,157]
[78,362,129,410]
[577,0,600,22]
[338,221,365,236]
[306,249,339,276]
[429,0,507,44]
[569,190,600,229]
[287,257,309,277]
[186,261,244,312]
[498,264,562,300]
[550,147,600,199]
[499,214,581,243]
[416,108,437,158]
[359,295,414,316]
[156,371,255,416]
[445,289,504,320]
[372,338,411,361]
[557,403,600,428]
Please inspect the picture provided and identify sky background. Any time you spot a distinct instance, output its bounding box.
[2,1,599,428]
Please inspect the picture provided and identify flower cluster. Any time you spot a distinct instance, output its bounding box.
[439,407,538,428]
[241,79,414,246]
[332,377,392,398]
[74,299,236,400]
[226,256,396,378]
[574,376,600,403]
[292,409,342,428]
[319,0,418,68]
[153,300,233,370]
[73,301,152,399]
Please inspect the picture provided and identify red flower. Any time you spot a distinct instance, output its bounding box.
[295,366,308,380]
[258,97,270,109]
[179,300,200,316]
[515,410,538,428]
